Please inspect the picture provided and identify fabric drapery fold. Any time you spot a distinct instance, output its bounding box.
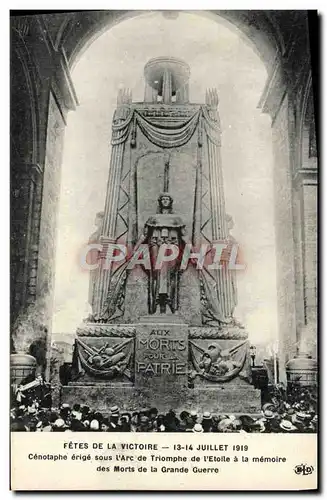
[112,108,134,146]
[111,106,219,149]
[135,109,201,148]
[202,105,221,147]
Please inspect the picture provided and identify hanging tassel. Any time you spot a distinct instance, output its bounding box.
[130,114,136,148]
[198,113,203,147]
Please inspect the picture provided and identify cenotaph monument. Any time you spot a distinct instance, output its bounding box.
[62,57,261,413]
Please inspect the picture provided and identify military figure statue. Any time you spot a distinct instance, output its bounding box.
[143,192,187,314]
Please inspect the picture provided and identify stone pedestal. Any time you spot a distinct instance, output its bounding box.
[62,321,261,414]
[61,383,261,414]
[134,316,189,403]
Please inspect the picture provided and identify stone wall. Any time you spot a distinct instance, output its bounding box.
[271,95,298,378]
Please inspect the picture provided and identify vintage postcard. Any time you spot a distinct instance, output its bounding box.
[10,9,318,491]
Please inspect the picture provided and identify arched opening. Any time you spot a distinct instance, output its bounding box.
[51,11,278,363]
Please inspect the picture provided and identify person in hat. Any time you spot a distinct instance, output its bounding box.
[90,419,100,432]
[138,408,149,418]
[210,415,221,432]
[110,405,120,417]
[262,410,281,433]
[147,408,158,431]
[182,412,194,430]
[130,412,140,432]
[262,402,277,413]
[192,423,204,433]
[250,418,266,433]
[291,411,311,432]
[137,415,151,432]
[179,411,190,423]
[279,419,297,433]
[189,410,198,427]
[217,418,234,433]
[231,419,243,432]
[201,412,213,432]
[81,405,90,420]
[120,413,132,432]
[165,410,180,432]
[308,415,318,433]
[149,407,158,420]
[53,418,66,432]
[60,403,71,420]
[155,415,165,432]
[109,406,121,432]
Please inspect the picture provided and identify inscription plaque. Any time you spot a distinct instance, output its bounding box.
[135,319,189,396]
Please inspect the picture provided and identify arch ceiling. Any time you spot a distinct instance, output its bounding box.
[40,10,308,73]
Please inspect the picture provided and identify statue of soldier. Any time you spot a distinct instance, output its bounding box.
[143,192,187,314]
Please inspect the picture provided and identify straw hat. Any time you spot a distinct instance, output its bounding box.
[202,412,212,420]
[262,403,276,412]
[217,419,233,432]
[263,410,275,420]
[53,419,66,428]
[296,412,311,421]
[110,405,120,415]
[42,425,53,432]
[280,419,297,432]
[291,412,310,425]
[90,419,99,430]
[193,423,204,433]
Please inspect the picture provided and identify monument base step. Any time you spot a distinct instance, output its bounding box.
[61,383,261,414]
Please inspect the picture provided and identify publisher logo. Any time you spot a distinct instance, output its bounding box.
[294,464,314,476]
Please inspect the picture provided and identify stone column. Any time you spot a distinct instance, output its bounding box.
[162,69,172,104]
[292,85,317,356]
[293,169,317,356]
[176,83,189,104]
[207,140,235,319]
[144,82,156,103]
[11,163,42,318]
[205,91,235,320]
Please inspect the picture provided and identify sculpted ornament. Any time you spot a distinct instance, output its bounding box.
[189,340,251,383]
[72,338,134,381]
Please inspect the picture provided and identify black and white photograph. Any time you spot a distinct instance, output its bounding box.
[10,9,318,491]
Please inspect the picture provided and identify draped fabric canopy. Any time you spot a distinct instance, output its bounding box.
[95,103,228,325]
[111,106,221,148]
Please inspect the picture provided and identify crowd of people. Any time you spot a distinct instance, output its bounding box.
[11,384,317,433]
